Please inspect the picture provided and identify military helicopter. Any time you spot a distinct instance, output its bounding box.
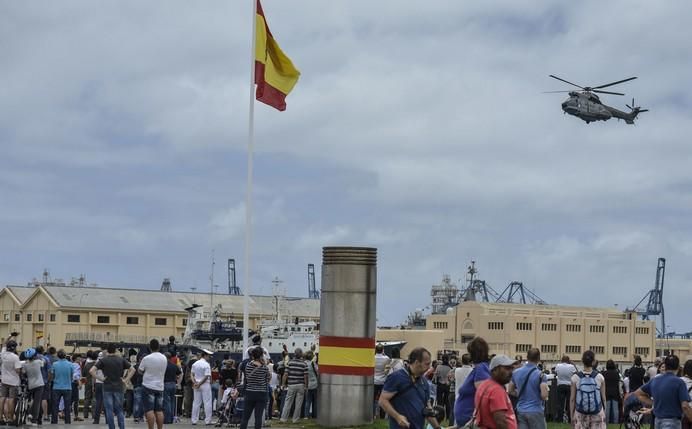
[546,75,648,124]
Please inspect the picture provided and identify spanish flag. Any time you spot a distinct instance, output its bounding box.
[255,0,300,111]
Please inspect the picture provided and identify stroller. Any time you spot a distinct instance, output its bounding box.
[215,387,242,427]
[622,394,645,429]
[14,382,31,426]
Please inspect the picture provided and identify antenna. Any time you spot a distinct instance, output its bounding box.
[228,259,241,295]
[210,250,215,314]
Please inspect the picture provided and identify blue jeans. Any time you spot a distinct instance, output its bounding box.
[133,386,144,420]
[655,418,682,429]
[93,383,104,423]
[163,382,177,424]
[304,388,317,418]
[102,388,125,429]
[52,389,72,424]
[605,399,619,424]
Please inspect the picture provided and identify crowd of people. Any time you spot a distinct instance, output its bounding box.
[0,332,323,429]
[376,336,692,429]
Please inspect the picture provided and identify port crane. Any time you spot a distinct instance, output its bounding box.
[307,264,320,299]
[628,258,666,337]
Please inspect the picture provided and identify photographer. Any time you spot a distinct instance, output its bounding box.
[379,347,442,429]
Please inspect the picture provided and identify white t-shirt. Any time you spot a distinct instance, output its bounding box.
[243,345,270,362]
[139,352,167,391]
[374,353,391,385]
[556,362,578,386]
[192,358,212,385]
[0,351,22,386]
[455,365,473,391]
[571,370,605,389]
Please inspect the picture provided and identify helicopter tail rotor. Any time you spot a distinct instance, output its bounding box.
[624,98,649,124]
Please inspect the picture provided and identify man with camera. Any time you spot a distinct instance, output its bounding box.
[379,347,443,429]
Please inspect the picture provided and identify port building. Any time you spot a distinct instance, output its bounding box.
[377,299,692,365]
[0,284,319,349]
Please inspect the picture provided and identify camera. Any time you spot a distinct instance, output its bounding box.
[422,405,445,421]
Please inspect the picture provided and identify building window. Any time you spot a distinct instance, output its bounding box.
[49,314,56,322]
[14,313,20,322]
[182,318,187,326]
[566,345,582,354]
[67,314,80,323]
[26,313,32,322]
[516,322,533,331]
[126,317,139,325]
[154,318,167,326]
[635,327,649,335]
[566,324,581,332]
[540,344,557,354]
[488,322,504,330]
[589,345,605,354]
[433,322,448,329]
[516,344,532,353]
[38,313,44,322]
[613,326,627,334]
[635,347,650,355]
[97,316,110,324]
[3,313,8,321]
[541,323,557,331]
[613,346,628,355]
[589,325,605,333]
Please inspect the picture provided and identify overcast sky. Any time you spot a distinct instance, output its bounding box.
[2,1,692,332]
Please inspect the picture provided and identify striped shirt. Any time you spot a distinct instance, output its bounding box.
[243,362,269,393]
[286,359,308,386]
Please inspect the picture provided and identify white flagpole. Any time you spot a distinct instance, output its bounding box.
[243,0,258,355]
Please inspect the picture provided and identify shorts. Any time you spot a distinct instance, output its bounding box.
[0,384,18,399]
[142,387,164,412]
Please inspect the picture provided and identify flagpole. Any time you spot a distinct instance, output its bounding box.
[243,0,258,355]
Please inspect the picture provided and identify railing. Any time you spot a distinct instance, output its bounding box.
[64,332,153,344]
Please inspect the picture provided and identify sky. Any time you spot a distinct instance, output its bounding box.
[2,1,692,333]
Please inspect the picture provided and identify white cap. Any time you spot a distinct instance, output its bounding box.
[201,349,213,356]
[489,355,518,371]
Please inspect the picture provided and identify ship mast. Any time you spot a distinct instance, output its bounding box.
[272,276,284,321]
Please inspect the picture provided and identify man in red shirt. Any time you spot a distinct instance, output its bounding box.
[474,355,519,429]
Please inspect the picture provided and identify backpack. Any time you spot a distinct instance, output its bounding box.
[575,371,602,415]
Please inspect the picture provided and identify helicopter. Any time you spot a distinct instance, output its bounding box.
[546,75,648,124]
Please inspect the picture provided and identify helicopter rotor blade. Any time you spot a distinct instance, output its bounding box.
[638,109,649,112]
[592,89,625,96]
[542,90,573,93]
[592,77,637,89]
[549,75,584,89]
[626,105,633,110]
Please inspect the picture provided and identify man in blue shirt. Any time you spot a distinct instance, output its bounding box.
[49,350,74,424]
[635,355,692,429]
[508,348,548,429]
[379,347,441,429]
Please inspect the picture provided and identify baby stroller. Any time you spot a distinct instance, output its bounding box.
[14,381,31,426]
[215,388,242,427]
[622,394,645,429]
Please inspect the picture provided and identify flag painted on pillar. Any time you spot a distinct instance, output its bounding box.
[319,335,376,376]
[255,0,300,111]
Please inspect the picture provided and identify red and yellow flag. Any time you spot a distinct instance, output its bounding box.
[255,0,300,111]
[319,335,376,376]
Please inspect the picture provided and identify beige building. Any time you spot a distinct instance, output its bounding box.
[0,284,319,349]
[381,300,658,365]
